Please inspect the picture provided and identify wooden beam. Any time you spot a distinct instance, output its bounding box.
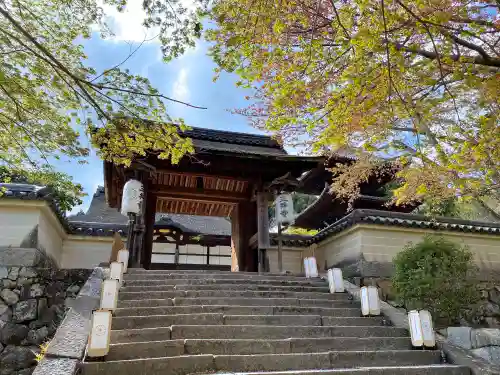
[151,185,249,202]
[155,169,250,184]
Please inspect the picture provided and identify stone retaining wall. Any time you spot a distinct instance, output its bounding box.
[0,267,91,375]
[355,277,500,329]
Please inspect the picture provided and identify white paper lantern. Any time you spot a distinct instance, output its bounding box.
[327,268,334,291]
[121,179,143,216]
[328,268,344,293]
[276,194,294,225]
[303,257,311,278]
[117,249,129,273]
[100,279,119,311]
[360,286,381,316]
[109,261,124,286]
[420,310,436,347]
[308,257,318,278]
[88,310,112,357]
[408,310,424,347]
[408,310,436,348]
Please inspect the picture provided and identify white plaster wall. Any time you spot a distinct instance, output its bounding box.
[267,248,304,273]
[209,245,232,265]
[0,205,40,247]
[37,209,65,266]
[315,224,500,271]
[61,237,113,269]
[359,225,500,270]
[315,228,363,269]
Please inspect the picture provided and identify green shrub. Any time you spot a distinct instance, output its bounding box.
[392,235,479,326]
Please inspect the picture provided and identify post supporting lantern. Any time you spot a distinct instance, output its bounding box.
[121,179,144,268]
[275,193,294,273]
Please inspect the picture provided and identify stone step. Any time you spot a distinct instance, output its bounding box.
[83,351,443,375]
[124,277,327,287]
[113,305,362,318]
[121,283,331,293]
[106,337,412,360]
[126,269,305,277]
[117,297,358,309]
[197,367,470,375]
[111,313,384,330]
[110,325,408,343]
[118,289,348,301]
[123,271,313,281]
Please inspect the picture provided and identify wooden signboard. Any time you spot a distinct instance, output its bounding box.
[87,310,112,357]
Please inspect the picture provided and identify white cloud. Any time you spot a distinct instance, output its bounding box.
[101,0,197,43]
[101,0,159,43]
[171,68,190,102]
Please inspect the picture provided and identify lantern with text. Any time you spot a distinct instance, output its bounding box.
[100,279,119,311]
[88,310,112,357]
[117,249,129,273]
[408,310,436,348]
[276,194,294,225]
[328,268,345,293]
[121,179,144,216]
[109,261,124,286]
[360,286,381,316]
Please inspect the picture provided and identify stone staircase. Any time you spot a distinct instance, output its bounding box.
[82,270,470,375]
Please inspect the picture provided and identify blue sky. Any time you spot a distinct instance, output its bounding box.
[58,2,262,214]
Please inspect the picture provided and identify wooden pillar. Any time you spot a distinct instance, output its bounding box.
[142,193,156,270]
[256,192,270,273]
[231,201,258,272]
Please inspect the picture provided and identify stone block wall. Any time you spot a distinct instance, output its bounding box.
[357,277,500,329]
[0,267,91,375]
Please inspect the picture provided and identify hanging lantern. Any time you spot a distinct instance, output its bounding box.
[276,194,294,225]
[121,179,144,216]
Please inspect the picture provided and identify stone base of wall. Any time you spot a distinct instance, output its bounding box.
[0,267,91,375]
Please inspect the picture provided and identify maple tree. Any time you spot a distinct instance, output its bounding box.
[206,0,500,214]
[0,0,201,208]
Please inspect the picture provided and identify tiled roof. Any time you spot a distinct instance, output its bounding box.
[0,183,70,230]
[68,187,231,237]
[312,209,500,243]
[192,139,286,156]
[181,126,283,149]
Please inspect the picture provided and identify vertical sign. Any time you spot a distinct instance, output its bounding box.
[257,192,270,248]
[276,194,294,225]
